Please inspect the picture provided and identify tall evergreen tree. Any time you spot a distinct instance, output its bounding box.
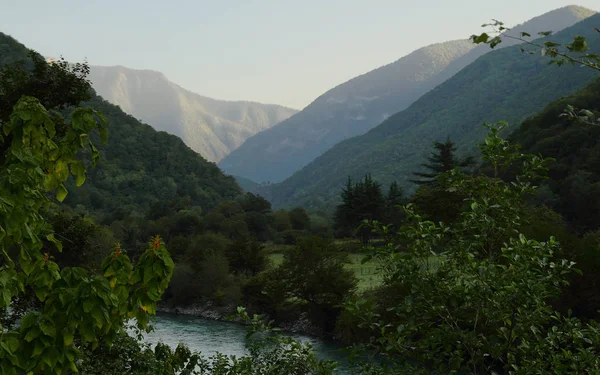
[410,137,474,185]
[385,181,406,226]
[334,174,385,244]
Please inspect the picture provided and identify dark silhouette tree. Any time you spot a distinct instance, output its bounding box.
[334,174,385,244]
[411,137,474,185]
[385,181,406,226]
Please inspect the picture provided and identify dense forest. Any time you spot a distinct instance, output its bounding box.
[3,8,600,375]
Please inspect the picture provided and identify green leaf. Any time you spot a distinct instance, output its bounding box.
[63,331,74,346]
[39,320,56,338]
[31,341,44,358]
[89,141,100,167]
[56,184,68,202]
[70,161,86,187]
[83,299,94,313]
[46,233,63,253]
[20,313,37,330]
[471,33,490,44]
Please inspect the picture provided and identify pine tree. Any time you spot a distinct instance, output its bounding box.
[334,175,385,244]
[385,181,405,226]
[411,137,474,185]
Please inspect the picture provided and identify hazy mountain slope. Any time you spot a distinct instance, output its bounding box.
[264,13,600,210]
[430,5,597,86]
[219,39,476,183]
[219,5,596,184]
[88,66,297,162]
[0,31,242,217]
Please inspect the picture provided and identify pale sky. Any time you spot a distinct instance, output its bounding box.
[0,0,597,109]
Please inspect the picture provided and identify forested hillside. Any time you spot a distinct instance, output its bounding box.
[219,5,595,184]
[264,13,600,209]
[65,96,242,219]
[219,39,476,183]
[89,65,297,162]
[510,77,600,233]
[0,32,242,221]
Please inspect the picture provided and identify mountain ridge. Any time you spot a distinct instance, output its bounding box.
[0,31,242,217]
[219,5,596,184]
[261,11,600,210]
[88,65,298,162]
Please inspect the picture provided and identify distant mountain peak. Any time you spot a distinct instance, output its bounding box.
[88,65,297,162]
[219,5,596,185]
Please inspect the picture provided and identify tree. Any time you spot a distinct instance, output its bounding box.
[409,138,473,224]
[0,96,174,374]
[346,123,600,374]
[0,52,175,373]
[272,237,357,333]
[0,51,92,122]
[385,181,406,226]
[45,208,115,271]
[289,207,311,231]
[225,237,268,276]
[410,137,473,185]
[334,175,385,244]
[273,210,292,232]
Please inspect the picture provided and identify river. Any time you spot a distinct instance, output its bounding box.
[143,313,353,373]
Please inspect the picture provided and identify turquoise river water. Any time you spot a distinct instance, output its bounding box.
[143,313,353,373]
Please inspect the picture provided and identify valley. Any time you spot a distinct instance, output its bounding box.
[2,3,600,374]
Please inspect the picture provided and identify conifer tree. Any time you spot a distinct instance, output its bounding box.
[385,181,406,226]
[411,137,474,185]
[334,175,384,244]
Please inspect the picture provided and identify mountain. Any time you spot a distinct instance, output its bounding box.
[0,32,242,218]
[219,5,596,184]
[509,77,600,233]
[262,12,600,210]
[88,66,297,162]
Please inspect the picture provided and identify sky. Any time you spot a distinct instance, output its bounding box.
[0,0,598,109]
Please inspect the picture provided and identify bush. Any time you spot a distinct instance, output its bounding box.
[225,238,268,276]
[271,236,358,333]
[164,263,202,306]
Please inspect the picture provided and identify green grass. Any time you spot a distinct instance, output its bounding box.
[267,252,383,292]
[347,253,383,292]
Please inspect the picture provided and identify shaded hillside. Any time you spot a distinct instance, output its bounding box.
[264,13,600,210]
[220,39,476,183]
[219,5,596,184]
[66,96,242,219]
[0,31,242,219]
[89,66,297,162]
[509,77,600,233]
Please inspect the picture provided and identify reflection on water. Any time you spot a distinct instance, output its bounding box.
[142,313,351,373]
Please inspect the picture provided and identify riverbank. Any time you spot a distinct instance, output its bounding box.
[157,302,326,339]
[143,313,352,373]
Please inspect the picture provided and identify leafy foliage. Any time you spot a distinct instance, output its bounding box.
[0,95,174,374]
[0,31,243,228]
[509,77,600,232]
[334,175,385,243]
[410,137,473,185]
[472,19,600,72]
[345,124,600,374]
